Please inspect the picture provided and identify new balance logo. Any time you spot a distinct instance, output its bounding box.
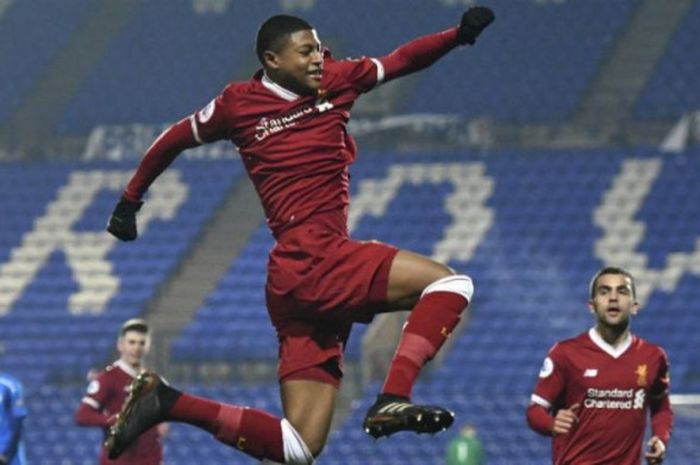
[316,101,334,113]
[584,369,598,377]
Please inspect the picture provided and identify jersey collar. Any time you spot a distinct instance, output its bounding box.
[261,73,300,101]
[588,327,632,359]
[116,359,140,378]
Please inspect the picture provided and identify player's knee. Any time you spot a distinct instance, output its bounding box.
[281,418,317,464]
[421,274,474,304]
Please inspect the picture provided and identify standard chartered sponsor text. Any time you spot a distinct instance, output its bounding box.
[584,388,645,409]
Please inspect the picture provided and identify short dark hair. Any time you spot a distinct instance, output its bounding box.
[120,318,149,337]
[256,14,313,64]
[589,266,636,299]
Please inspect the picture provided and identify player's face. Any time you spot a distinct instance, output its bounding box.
[267,29,323,96]
[588,273,639,329]
[117,330,150,367]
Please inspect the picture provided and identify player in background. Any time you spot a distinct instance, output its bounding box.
[445,424,484,465]
[0,348,27,465]
[526,267,673,465]
[75,319,168,465]
[105,8,495,465]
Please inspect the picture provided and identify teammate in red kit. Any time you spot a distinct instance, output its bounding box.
[75,319,167,465]
[526,267,673,465]
[105,9,495,464]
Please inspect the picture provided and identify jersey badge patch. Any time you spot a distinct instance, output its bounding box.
[197,99,216,123]
[87,380,100,395]
[539,357,554,378]
[635,364,648,387]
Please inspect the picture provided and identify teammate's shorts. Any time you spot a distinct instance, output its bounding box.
[266,212,399,388]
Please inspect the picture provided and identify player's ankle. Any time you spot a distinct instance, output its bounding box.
[376,392,410,404]
[159,383,183,416]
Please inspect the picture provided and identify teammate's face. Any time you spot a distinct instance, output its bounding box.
[588,273,639,329]
[265,29,323,96]
[117,330,150,368]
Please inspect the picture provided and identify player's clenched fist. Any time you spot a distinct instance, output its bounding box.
[107,196,143,241]
[552,403,580,436]
[457,6,495,45]
[645,436,666,465]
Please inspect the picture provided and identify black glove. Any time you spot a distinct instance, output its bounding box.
[457,6,495,45]
[107,196,143,241]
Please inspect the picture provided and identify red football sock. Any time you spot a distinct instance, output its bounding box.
[382,291,468,398]
[170,393,285,462]
[169,392,221,431]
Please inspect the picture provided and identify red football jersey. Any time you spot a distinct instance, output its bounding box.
[81,360,163,465]
[189,52,384,236]
[531,329,671,465]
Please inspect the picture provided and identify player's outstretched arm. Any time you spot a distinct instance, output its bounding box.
[380,6,495,82]
[106,118,199,241]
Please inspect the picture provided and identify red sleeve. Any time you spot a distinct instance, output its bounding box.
[379,27,461,82]
[526,404,554,437]
[123,88,235,201]
[649,349,673,444]
[189,91,234,144]
[532,344,567,409]
[74,402,111,427]
[75,374,112,427]
[325,54,383,94]
[123,117,200,202]
[650,395,673,444]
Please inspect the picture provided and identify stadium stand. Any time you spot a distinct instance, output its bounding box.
[57,0,283,135]
[55,0,639,135]
[401,0,639,122]
[170,225,277,363]
[164,147,700,464]
[0,159,242,385]
[0,148,697,463]
[0,0,92,125]
[634,0,700,120]
[1,0,699,464]
[319,148,700,465]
